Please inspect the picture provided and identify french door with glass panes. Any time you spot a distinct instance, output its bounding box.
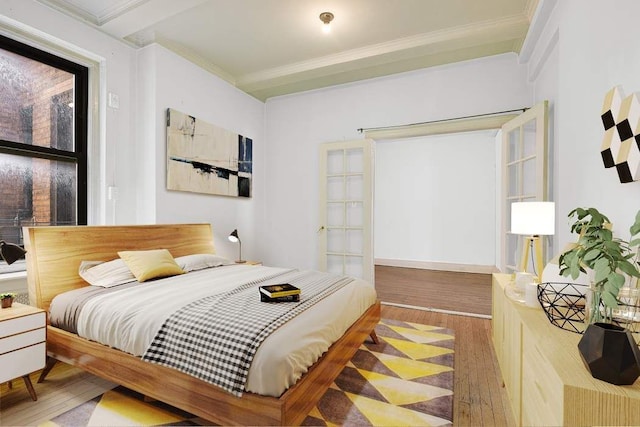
[319,139,374,283]
[501,101,549,273]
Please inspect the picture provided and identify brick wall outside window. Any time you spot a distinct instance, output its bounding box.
[1,49,75,244]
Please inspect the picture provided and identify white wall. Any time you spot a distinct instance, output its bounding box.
[375,131,497,267]
[0,0,138,225]
[525,0,640,254]
[136,44,266,261]
[265,54,531,270]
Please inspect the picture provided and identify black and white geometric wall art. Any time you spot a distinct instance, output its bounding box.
[166,108,252,197]
[601,86,640,183]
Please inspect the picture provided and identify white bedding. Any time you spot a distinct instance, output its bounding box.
[76,264,377,396]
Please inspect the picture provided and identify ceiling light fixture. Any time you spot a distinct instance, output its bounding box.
[319,12,334,34]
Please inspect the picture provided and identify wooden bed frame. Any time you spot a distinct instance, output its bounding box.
[24,224,381,426]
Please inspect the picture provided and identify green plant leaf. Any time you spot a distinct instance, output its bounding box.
[602,291,619,309]
[600,229,614,241]
[570,253,582,280]
[558,252,566,265]
[608,272,626,290]
[594,258,611,282]
[583,249,600,261]
[631,211,640,236]
[618,259,640,277]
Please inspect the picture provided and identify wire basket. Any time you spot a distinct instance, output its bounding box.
[537,282,589,334]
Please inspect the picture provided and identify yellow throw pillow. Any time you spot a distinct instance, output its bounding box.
[118,249,185,282]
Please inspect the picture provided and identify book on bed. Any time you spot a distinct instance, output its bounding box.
[260,293,300,303]
[259,283,300,298]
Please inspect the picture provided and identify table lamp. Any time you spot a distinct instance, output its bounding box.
[228,229,245,263]
[0,241,26,265]
[511,201,555,282]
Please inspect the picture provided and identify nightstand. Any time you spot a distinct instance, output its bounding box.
[0,303,46,401]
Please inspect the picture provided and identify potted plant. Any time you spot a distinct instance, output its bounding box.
[559,207,640,322]
[0,292,16,308]
[559,207,640,385]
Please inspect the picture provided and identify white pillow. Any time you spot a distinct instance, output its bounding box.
[79,259,137,288]
[175,254,234,272]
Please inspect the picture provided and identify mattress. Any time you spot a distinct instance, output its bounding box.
[48,264,377,396]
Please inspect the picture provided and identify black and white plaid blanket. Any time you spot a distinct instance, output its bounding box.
[141,269,354,396]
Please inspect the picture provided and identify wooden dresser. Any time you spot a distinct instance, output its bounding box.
[0,302,46,400]
[492,273,640,426]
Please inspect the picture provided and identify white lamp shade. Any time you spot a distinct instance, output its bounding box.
[228,229,240,243]
[511,201,555,235]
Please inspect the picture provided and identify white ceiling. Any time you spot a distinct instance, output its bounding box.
[36,0,538,101]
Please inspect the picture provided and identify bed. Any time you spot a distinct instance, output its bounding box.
[24,223,380,426]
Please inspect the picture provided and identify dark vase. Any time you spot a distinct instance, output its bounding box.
[578,322,640,385]
[1,297,13,308]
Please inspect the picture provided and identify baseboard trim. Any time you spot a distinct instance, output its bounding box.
[381,301,492,319]
[375,258,499,274]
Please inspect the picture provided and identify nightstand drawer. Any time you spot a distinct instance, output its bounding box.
[0,342,46,383]
[0,312,46,338]
[0,328,46,355]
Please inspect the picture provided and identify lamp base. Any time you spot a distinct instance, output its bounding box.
[519,235,544,283]
[235,260,246,264]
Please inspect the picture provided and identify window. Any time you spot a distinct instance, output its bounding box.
[0,34,88,272]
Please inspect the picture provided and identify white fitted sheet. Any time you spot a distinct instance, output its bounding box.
[75,265,377,396]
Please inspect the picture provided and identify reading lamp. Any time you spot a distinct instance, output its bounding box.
[511,201,555,283]
[228,229,245,264]
[0,241,26,265]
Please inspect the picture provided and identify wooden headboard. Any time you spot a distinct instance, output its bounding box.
[24,223,216,311]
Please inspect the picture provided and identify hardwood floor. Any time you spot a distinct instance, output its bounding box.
[381,304,515,427]
[376,267,514,425]
[0,362,115,426]
[375,265,493,316]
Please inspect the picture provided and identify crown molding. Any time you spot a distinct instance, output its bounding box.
[154,37,237,86]
[90,0,150,25]
[519,0,558,64]
[237,14,528,88]
[36,0,150,25]
[36,0,100,25]
[524,0,541,21]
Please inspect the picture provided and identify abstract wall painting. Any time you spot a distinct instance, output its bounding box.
[166,108,252,197]
[601,86,640,183]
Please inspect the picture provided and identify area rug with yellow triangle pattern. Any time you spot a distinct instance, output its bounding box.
[43,319,454,426]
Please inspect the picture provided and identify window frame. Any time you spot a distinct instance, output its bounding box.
[0,33,89,227]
